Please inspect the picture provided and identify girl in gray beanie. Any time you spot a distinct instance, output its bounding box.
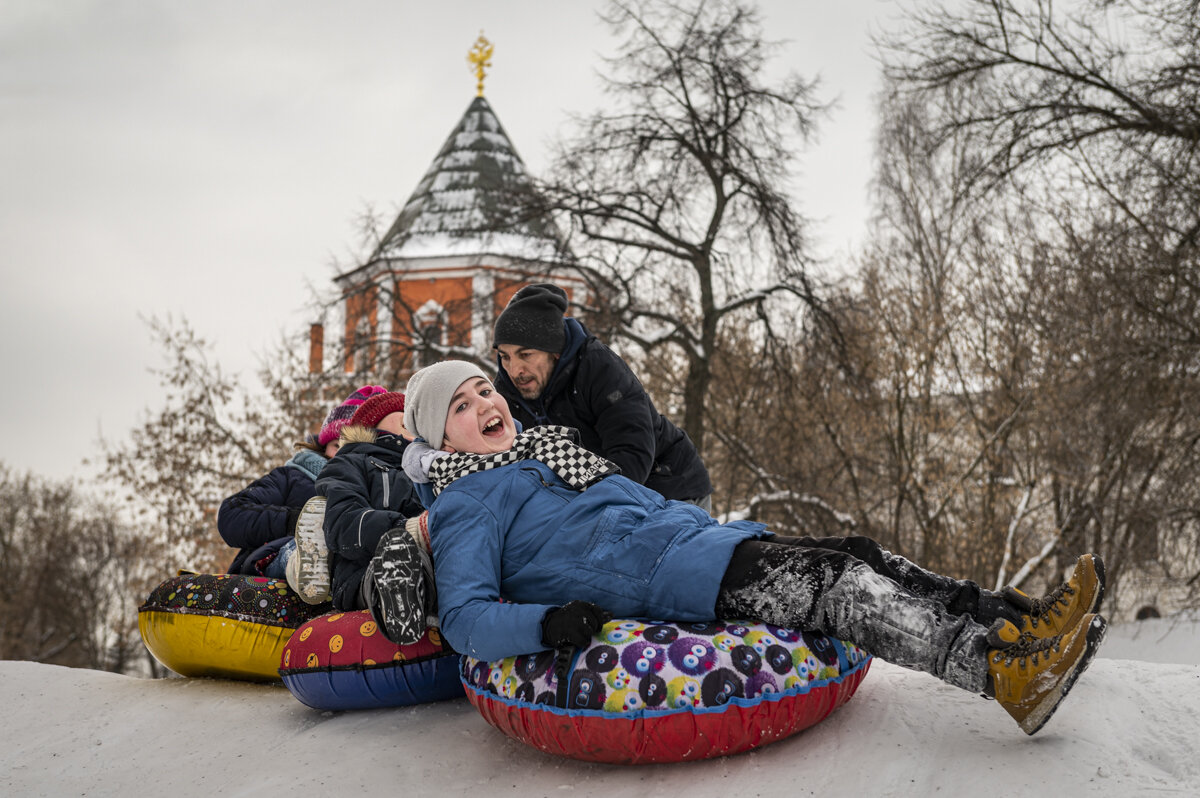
[389,361,1106,736]
[403,360,489,449]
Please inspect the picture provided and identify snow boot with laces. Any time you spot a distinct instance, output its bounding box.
[986,612,1107,735]
[1002,553,1105,639]
[365,526,432,646]
[290,496,332,605]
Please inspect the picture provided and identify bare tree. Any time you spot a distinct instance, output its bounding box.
[636,299,859,531]
[872,1,1200,611]
[0,465,161,672]
[99,316,340,575]
[1020,217,1200,614]
[533,0,832,455]
[881,0,1200,357]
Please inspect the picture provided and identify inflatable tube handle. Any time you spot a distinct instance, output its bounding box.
[553,646,575,706]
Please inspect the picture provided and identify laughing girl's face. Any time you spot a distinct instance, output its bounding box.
[440,377,517,454]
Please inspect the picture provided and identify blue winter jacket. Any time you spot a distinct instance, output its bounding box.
[429,461,766,661]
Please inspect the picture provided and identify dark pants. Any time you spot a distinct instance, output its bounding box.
[715,536,994,692]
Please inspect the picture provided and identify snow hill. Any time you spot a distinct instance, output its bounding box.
[3,614,1198,797]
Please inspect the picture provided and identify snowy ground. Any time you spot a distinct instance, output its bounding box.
[3,613,1198,797]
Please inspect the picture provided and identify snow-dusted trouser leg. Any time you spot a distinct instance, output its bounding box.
[715,540,991,693]
[770,535,986,616]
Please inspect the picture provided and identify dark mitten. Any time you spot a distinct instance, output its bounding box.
[540,600,613,650]
[976,591,1025,627]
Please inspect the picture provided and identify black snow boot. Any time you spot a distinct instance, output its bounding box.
[366,527,431,646]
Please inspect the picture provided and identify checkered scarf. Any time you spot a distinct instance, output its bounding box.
[428,425,618,496]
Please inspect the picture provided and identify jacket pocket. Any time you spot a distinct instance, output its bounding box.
[581,507,672,585]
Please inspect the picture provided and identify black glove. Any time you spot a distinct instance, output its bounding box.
[977,591,1026,628]
[540,601,613,650]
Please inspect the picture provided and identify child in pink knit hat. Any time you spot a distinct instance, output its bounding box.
[315,385,389,448]
[296,390,430,617]
[215,385,387,587]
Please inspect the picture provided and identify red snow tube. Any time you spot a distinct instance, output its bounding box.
[461,619,871,764]
[279,610,463,710]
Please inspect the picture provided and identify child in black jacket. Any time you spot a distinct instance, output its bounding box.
[304,392,429,619]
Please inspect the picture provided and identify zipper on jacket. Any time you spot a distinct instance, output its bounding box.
[519,465,551,488]
[520,465,572,502]
[373,459,391,507]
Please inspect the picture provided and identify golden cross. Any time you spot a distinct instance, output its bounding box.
[467,33,493,97]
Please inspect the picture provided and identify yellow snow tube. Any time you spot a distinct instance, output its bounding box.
[138,572,329,682]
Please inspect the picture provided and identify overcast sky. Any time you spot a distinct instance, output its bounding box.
[0,0,901,483]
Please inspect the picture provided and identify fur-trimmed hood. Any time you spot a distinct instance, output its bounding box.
[338,424,378,446]
[336,424,409,459]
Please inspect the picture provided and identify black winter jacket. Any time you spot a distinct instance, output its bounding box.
[316,426,427,611]
[216,451,324,575]
[495,318,713,502]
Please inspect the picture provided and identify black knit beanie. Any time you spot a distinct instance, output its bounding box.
[492,283,569,353]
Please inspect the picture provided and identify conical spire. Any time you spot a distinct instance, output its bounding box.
[370,96,566,263]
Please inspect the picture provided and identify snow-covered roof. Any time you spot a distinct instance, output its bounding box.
[368,96,569,263]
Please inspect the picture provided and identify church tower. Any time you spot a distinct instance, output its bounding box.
[311,35,585,380]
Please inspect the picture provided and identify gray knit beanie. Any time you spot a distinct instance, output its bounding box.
[492,283,569,353]
[403,360,488,447]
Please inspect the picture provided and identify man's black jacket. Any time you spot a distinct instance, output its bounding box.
[495,318,712,502]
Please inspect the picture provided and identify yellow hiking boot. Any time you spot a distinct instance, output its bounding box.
[986,613,1107,735]
[1002,554,1104,639]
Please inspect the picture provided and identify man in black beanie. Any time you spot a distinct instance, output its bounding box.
[493,283,713,511]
